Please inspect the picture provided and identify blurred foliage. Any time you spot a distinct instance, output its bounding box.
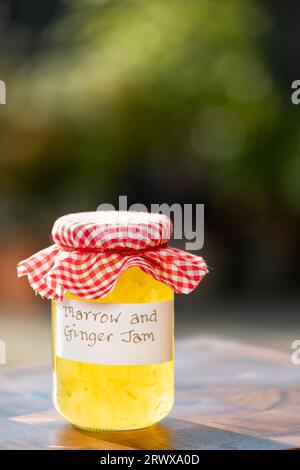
[0,0,299,230]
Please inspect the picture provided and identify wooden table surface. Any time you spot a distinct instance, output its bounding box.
[0,336,299,450]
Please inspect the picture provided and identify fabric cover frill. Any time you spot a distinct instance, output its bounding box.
[17,243,208,300]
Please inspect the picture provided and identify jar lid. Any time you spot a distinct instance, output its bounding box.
[52,211,172,252]
[18,211,208,300]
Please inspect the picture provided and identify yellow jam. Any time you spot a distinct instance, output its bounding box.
[52,267,174,430]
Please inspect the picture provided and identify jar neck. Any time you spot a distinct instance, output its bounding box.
[55,241,169,256]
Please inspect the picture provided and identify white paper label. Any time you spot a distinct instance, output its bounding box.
[55,298,173,365]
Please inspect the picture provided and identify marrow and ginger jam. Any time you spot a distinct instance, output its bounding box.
[52,267,174,430]
[18,211,208,430]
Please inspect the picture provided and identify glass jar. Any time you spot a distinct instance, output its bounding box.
[18,210,207,431]
[52,266,174,431]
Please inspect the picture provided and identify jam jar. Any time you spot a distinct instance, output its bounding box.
[18,211,207,431]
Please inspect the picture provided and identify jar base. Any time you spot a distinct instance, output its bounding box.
[71,422,158,432]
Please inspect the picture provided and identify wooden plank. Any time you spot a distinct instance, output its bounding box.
[0,336,299,450]
[173,338,300,448]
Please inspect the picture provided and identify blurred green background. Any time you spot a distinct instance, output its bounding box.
[0,0,299,364]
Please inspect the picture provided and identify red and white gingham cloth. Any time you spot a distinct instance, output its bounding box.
[17,211,208,300]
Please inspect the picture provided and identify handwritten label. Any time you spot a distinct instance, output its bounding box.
[56,298,173,365]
